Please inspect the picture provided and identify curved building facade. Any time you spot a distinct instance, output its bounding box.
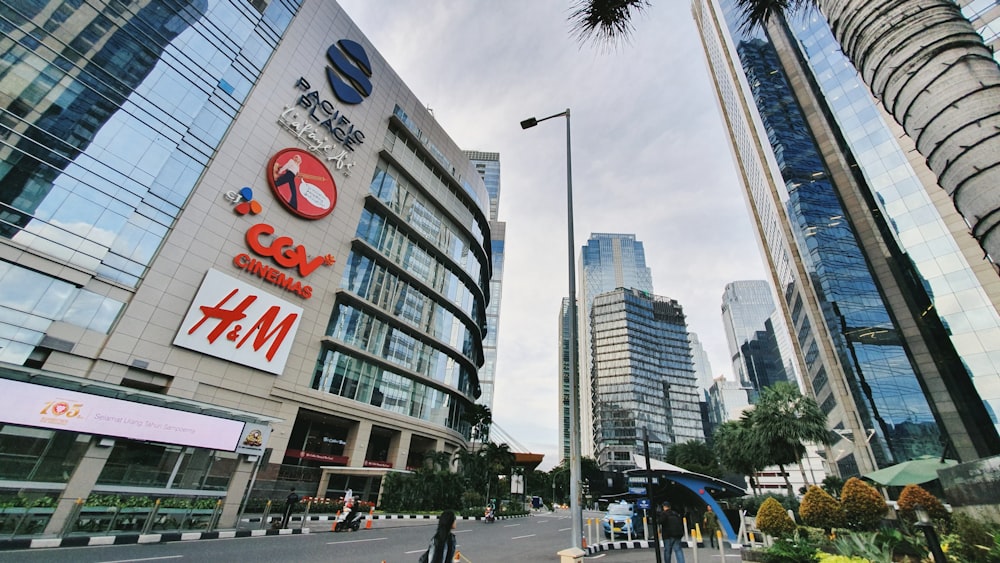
[0,0,490,533]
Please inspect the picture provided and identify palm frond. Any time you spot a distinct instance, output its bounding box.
[568,0,650,46]
[731,0,815,33]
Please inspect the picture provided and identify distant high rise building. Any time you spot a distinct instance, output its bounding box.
[707,376,752,434]
[689,332,715,394]
[590,288,703,471]
[465,151,505,411]
[693,0,1000,477]
[577,233,654,457]
[558,297,572,465]
[721,280,789,398]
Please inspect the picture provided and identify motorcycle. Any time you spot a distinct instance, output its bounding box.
[484,507,495,523]
[334,506,365,532]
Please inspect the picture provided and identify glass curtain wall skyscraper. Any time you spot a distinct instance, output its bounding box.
[465,151,504,410]
[721,280,790,399]
[577,233,654,458]
[590,288,703,471]
[693,0,1000,477]
[559,297,572,464]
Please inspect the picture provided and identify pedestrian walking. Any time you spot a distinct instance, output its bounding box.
[658,501,686,563]
[281,487,299,528]
[702,505,720,548]
[419,510,457,563]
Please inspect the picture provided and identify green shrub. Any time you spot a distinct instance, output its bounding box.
[756,496,797,538]
[733,493,800,515]
[829,530,894,561]
[759,536,818,563]
[944,512,1000,563]
[840,477,887,531]
[800,485,846,531]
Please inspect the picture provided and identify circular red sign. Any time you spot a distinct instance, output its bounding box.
[267,148,338,219]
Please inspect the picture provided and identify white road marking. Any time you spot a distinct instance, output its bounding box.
[326,537,388,545]
[511,534,536,540]
[100,557,183,563]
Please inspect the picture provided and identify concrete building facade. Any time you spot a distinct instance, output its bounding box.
[0,0,491,533]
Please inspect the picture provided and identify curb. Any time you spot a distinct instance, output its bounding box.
[243,512,530,524]
[0,527,309,551]
[0,513,532,551]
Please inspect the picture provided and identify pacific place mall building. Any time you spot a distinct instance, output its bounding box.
[0,0,491,533]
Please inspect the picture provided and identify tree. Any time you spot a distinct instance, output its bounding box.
[799,484,846,532]
[840,477,887,531]
[713,419,768,495]
[665,440,723,478]
[743,382,830,496]
[756,496,797,538]
[570,0,1000,266]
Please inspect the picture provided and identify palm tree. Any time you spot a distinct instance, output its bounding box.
[570,0,1000,268]
[744,382,830,496]
[665,440,723,478]
[713,419,767,495]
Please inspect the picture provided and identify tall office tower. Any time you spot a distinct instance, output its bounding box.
[693,0,1000,478]
[707,377,752,431]
[0,0,493,534]
[465,151,505,410]
[721,280,790,399]
[590,288,703,471]
[689,332,715,393]
[558,297,572,465]
[577,233,654,457]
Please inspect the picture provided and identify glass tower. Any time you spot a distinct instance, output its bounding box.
[559,297,572,464]
[590,288,703,471]
[577,233,654,457]
[721,280,790,397]
[465,151,505,411]
[693,0,1000,477]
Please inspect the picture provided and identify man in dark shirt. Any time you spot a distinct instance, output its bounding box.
[657,501,686,563]
[282,487,299,528]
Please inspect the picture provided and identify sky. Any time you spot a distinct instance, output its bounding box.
[337,1,768,471]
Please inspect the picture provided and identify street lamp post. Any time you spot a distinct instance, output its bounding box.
[521,109,583,550]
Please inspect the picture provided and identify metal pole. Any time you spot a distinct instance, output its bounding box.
[521,108,581,550]
[644,428,662,563]
[563,108,584,550]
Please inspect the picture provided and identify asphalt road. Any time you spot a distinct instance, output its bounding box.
[0,511,744,563]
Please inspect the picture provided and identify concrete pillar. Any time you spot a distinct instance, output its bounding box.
[391,431,411,470]
[346,420,372,466]
[316,469,332,498]
[220,455,258,528]
[43,437,114,535]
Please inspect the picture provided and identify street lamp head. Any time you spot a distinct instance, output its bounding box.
[520,117,538,129]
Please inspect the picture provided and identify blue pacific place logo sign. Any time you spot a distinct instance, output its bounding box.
[325,39,372,105]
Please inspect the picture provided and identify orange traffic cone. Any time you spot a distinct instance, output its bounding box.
[582,534,587,548]
[365,506,374,529]
[331,509,341,531]
[453,550,461,561]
